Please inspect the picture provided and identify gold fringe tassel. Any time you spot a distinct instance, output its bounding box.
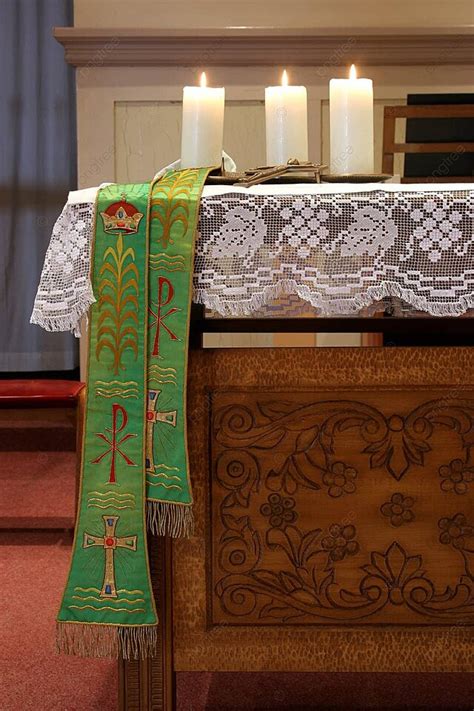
[146,501,194,537]
[56,622,158,660]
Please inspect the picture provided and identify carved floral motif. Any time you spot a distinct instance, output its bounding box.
[215,397,474,486]
[322,461,357,498]
[438,514,474,580]
[438,513,474,551]
[215,506,474,623]
[439,459,474,495]
[321,524,359,561]
[212,394,474,625]
[260,493,297,529]
[380,493,415,527]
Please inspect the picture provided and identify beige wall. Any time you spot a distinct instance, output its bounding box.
[76,64,473,186]
[74,0,473,29]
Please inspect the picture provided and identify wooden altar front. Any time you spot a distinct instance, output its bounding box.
[120,343,473,710]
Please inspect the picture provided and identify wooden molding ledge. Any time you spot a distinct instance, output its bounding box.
[53,27,474,67]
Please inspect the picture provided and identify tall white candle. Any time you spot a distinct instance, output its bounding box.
[180,72,225,169]
[329,65,374,174]
[265,70,308,166]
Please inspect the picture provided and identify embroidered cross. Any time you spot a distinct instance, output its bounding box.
[146,389,177,474]
[83,515,137,599]
[92,403,137,484]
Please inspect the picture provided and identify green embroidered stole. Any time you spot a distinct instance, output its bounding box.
[57,169,210,659]
[145,170,205,535]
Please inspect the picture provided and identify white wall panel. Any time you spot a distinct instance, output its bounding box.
[115,100,266,182]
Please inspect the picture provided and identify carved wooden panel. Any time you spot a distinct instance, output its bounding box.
[172,348,473,672]
[210,387,474,627]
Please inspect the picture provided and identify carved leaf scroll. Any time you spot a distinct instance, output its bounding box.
[211,391,474,626]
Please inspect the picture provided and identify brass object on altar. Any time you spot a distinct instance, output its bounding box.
[205,159,327,186]
[205,163,244,185]
[205,160,392,186]
[206,160,392,186]
[237,159,327,187]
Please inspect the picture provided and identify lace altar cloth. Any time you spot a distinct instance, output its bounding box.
[31,183,474,336]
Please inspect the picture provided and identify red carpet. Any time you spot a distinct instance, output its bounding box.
[1,408,117,711]
[0,451,76,528]
[0,531,117,711]
[0,415,76,530]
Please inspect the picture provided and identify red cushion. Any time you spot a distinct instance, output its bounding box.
[0,380,85,407]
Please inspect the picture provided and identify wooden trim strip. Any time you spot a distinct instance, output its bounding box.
[390,142,474,153]
[401,177,474,183]
[385,105,474,118]
[189,317,473,342]
[53,27,474,67]
[382,114,396,174]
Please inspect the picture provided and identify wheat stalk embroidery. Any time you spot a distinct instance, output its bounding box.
[151,170,199,248]
[96,234,139,374]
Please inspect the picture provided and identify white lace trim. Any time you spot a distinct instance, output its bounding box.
[32,187,474,334]
[30,201,95,336]
[30,287,95,337]
[194,281,474,318]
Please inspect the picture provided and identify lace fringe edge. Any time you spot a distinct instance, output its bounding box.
[30,287,96,337]
[194,281,474,319]
[146,500,194,538]
[56,621,157,660]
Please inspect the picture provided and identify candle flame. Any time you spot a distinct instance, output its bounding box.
[349,64,357,80]
[281,69,288,87]
[200,72,207,88]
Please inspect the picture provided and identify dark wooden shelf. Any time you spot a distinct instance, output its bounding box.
[189,313,473,347]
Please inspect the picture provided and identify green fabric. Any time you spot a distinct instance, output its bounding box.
[57,169,210,656]
[146,170,207,506]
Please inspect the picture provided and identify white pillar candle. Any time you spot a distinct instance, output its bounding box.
[329,65,374,174]
[265,70,308,166]
[180,72,225,169]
